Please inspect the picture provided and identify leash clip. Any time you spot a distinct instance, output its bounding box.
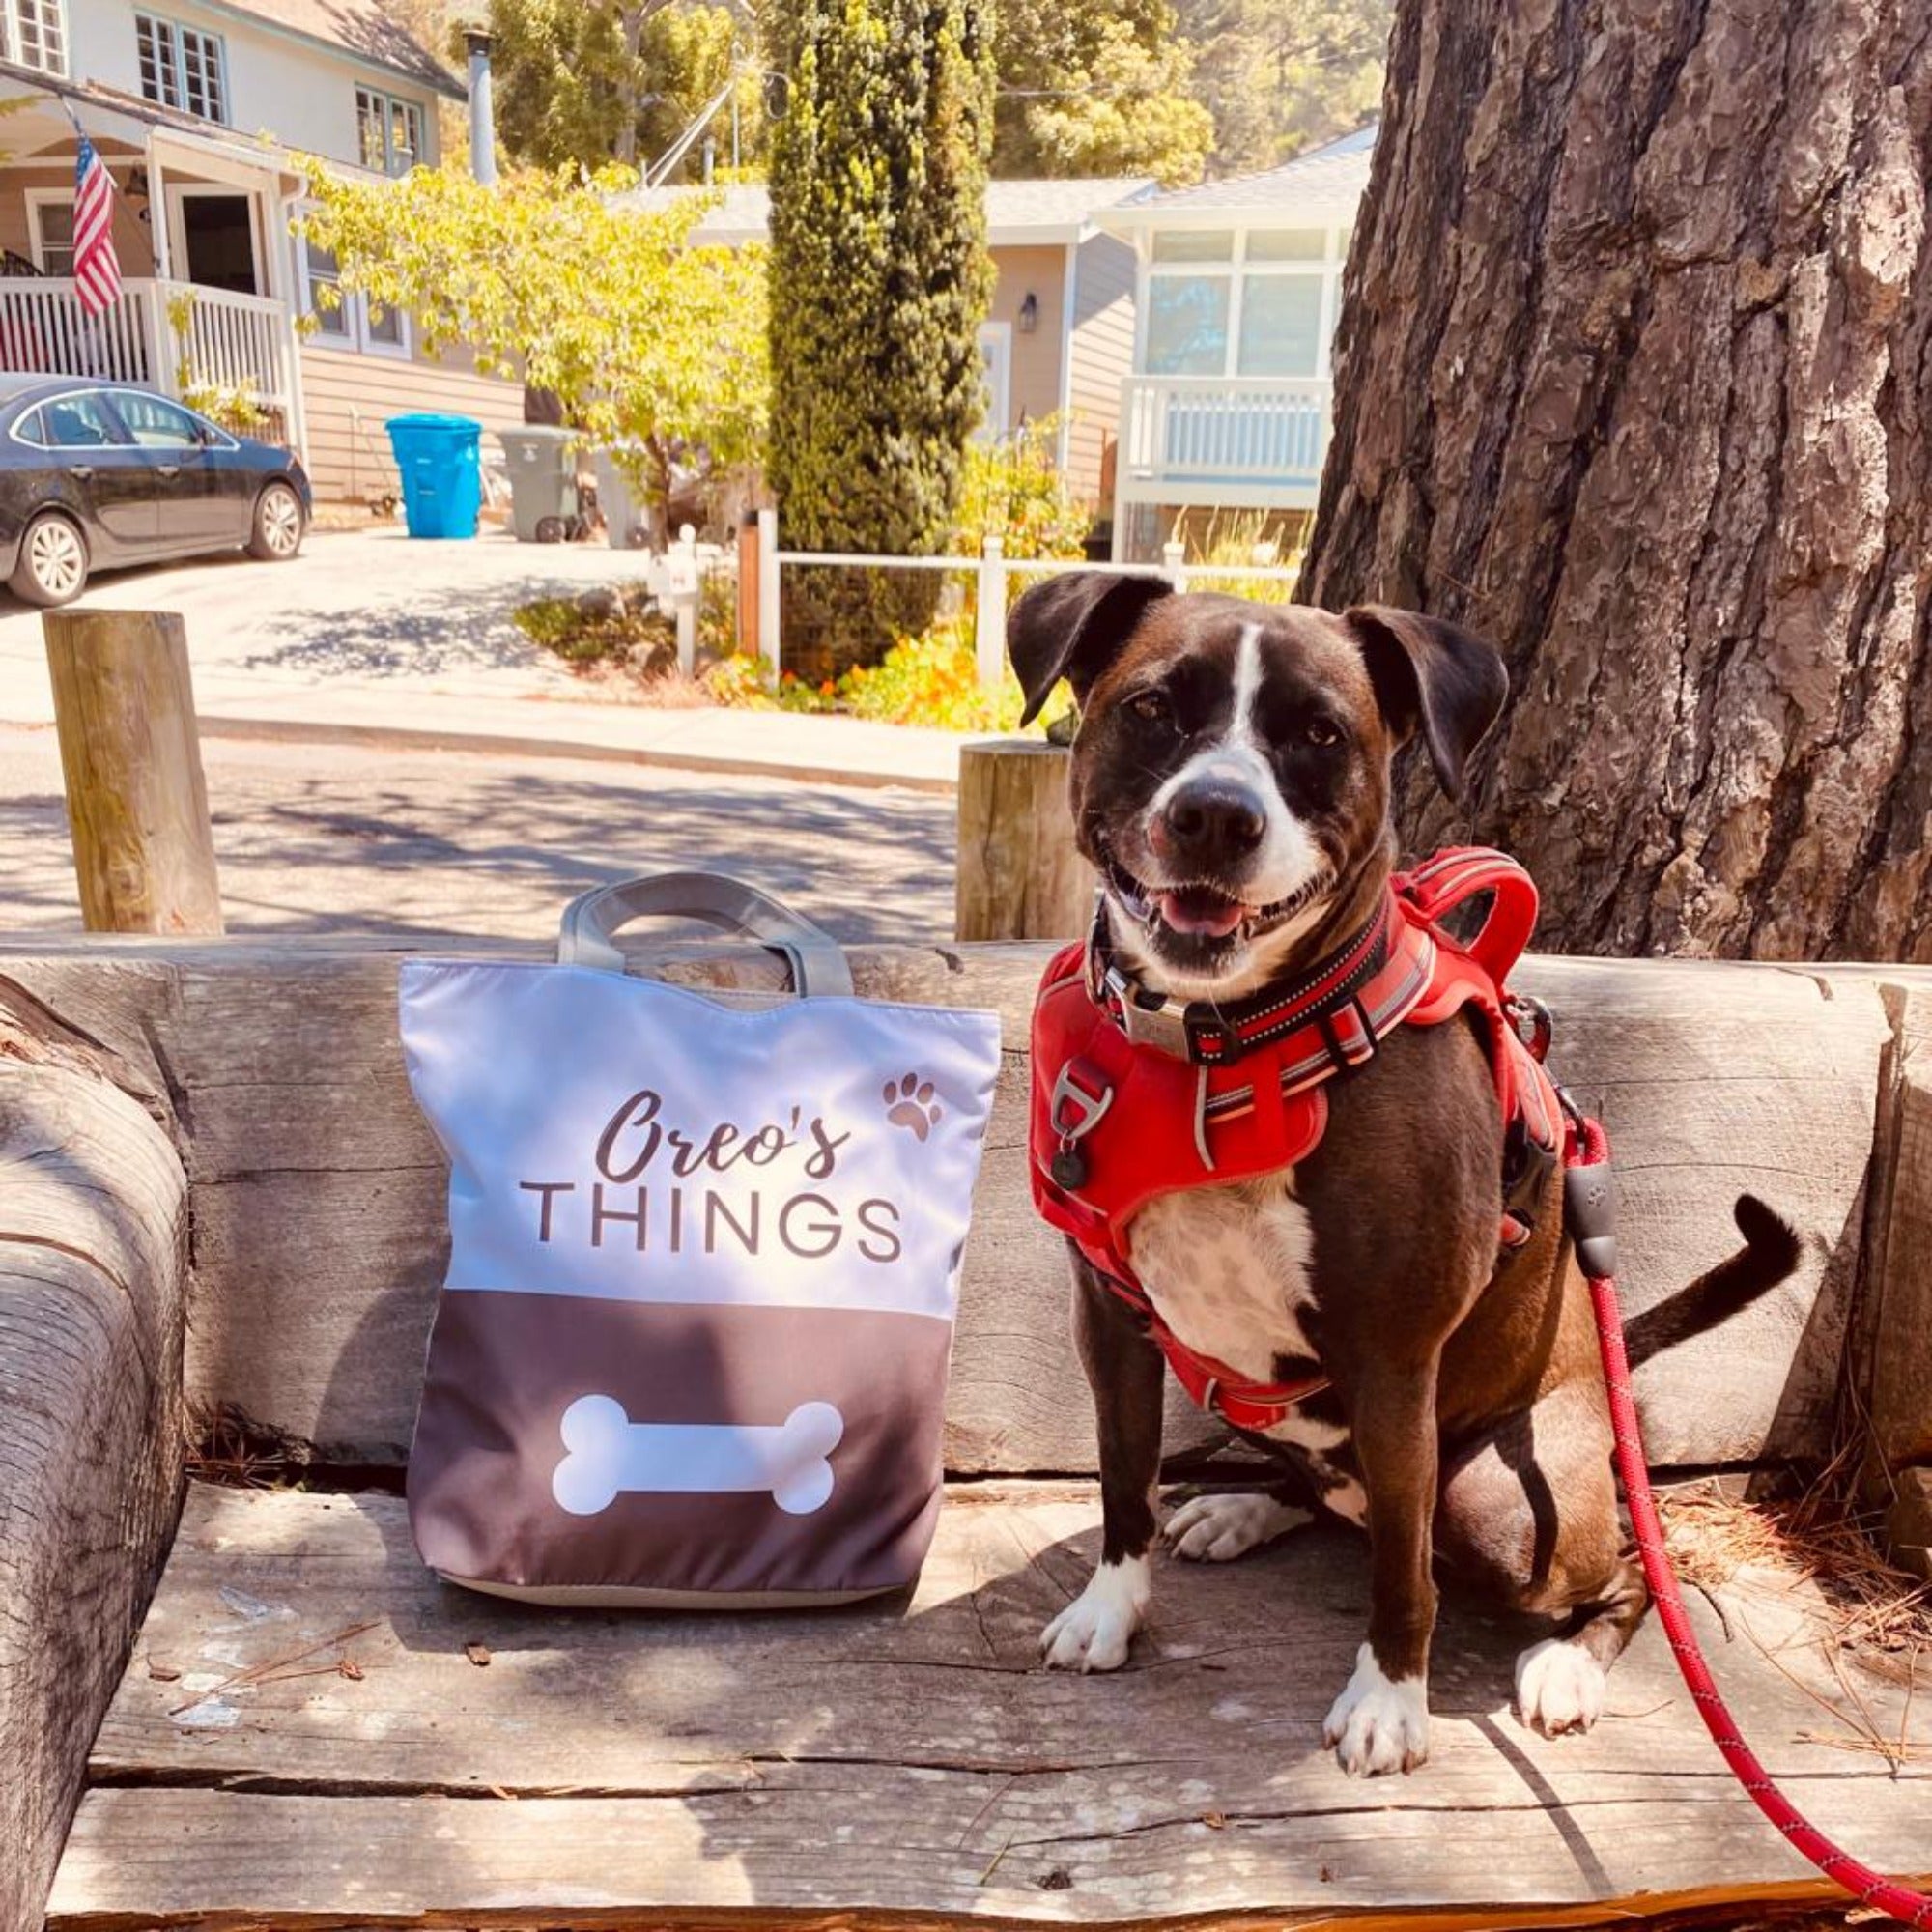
[1506,993,1554,1064]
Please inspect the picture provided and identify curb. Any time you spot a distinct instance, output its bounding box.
[187,714,962,796]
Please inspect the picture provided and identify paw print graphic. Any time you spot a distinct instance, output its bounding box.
[884,1073,943,1142]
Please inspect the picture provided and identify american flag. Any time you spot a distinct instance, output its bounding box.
[72,131,122,318]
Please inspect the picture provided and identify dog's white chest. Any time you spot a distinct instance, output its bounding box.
[1127,1174,1320,1391]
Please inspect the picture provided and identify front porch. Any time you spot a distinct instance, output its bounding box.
[0,273,299,435]
[0,75,306,449]
[1111,373,1332,561]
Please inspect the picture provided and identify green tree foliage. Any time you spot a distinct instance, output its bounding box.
[1176,0,1390,176]
[482,0,762,175]
[992,0,1212,186]
[298,162,767,538]
[764,0,995,672]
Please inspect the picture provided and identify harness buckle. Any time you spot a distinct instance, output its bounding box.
[1507,993,1554,1064]
[1050,1059,1114,1141]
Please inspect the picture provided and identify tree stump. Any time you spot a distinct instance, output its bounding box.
[954,740,1094,943]
[43,609,223,935]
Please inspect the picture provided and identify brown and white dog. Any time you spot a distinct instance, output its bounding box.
[1009,574,1799,1776]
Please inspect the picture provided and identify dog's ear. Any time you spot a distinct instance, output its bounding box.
[1009,572,1173,727]
[1346,605,1508,798]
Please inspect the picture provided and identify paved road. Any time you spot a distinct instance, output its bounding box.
[0,724,954,944]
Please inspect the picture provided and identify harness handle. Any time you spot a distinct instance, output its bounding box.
[1397,846,1539,988]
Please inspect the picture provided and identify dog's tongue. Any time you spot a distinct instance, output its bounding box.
[1158,887,1246,938]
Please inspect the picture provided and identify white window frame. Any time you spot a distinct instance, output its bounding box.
[296,227,412,361]
[976,321,1011,443]
[135,12,229,125]
[25,186,75,275]
[1136,223,1349,382]
[355,86,427,178]
[0,0,70,77]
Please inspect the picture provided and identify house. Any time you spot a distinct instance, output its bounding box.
[0,0,521,505]
[1095,124,1376,561]
[619,176,1155,503]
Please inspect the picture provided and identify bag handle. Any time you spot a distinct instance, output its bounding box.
[557,873,854,997]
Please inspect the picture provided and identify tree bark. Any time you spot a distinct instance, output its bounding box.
[1300,0,1932,960]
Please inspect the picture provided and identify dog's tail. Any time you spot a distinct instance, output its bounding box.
[1619,1195,1803,1370]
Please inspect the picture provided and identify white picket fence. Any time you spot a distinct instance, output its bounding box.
[750,509,1303,693]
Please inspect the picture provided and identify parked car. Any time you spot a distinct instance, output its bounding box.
[0,376,311,606]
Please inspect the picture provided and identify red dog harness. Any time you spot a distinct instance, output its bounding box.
[1029,847,1563,1432]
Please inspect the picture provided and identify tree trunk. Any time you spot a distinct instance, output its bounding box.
[1300,0,1932,960]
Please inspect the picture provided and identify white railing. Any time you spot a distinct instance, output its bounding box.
[0,275,299,424]
[0,278,160,386]
[158,278,298,415]
[1119,375,1332,488]
[751,511,1302,693]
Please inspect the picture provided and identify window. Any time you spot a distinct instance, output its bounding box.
[1237,275,1323,376]
[27,193,74,275]
[298,230,411,357]
[40,393,129,449]
[116,391,205,447]
[1143,224,1346,382]
[356,87,425,177]
[136,14,228,123]
[1145,275,1230,376]
[0,0,69,76]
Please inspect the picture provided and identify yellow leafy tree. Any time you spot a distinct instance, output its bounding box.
[296,160,768,540]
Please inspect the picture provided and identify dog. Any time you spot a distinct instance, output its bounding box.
[1008,574,1800,1776]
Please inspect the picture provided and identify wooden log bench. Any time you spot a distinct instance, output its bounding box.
[1,934,1928,1931]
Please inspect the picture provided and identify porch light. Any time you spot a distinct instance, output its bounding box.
[1017,292,1038,334]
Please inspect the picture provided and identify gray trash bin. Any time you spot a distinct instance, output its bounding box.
[495,425,583,542]
[589,446,649,548]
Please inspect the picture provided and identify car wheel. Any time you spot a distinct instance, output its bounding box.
[9,511,89,607]
[247,481,305,561]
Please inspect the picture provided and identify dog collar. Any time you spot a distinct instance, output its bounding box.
[1085,890,1396,1067]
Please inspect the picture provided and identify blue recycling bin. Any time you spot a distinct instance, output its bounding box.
[385,412,483,539]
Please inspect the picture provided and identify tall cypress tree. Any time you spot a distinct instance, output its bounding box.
[766,0,995,673]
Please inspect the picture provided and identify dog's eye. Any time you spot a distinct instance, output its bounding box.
[1304,718,1342,748]
[1128,691,1172,726]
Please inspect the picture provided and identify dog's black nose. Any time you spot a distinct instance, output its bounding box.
[1156,780,1267,859]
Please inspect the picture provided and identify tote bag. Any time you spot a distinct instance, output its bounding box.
[400,875,1002,1606]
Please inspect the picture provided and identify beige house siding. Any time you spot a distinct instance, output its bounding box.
[1065,233,1137,505]
[988,243,1065,432]
[1,156,157,277]
[299,342,522,504]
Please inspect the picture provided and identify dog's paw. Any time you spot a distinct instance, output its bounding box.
[1164,1492,1312,1562]
[1514,1637,1605,1737]
[1321,1642,1430,1776]
[1039,1557,1150,1673]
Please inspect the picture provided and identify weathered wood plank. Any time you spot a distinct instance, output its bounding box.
[0,939,1892,1470]
[53,1482,1929,1927]
[0,994,187,1932]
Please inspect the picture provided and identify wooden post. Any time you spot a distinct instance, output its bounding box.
[954,739,1094,942]
[974,534,1006,693]
[737,518,759,658]
[756,505,781,681]
[43,608,223,935]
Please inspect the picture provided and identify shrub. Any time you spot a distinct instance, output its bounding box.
[766,0,996,676]
[952,414,1093,559]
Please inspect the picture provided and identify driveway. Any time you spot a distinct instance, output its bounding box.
[0,524,626,721]
[0,523,963,791]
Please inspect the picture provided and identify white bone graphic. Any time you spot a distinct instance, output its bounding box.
[551,1395,844,1517]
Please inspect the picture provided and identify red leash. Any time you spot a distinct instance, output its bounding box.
[1567,1113,1932,1925]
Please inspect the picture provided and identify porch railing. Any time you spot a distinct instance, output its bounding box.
[1118,375,1333,488]
[0,275,300,436]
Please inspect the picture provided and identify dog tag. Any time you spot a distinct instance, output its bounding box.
[1051,1144,1089,1190]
